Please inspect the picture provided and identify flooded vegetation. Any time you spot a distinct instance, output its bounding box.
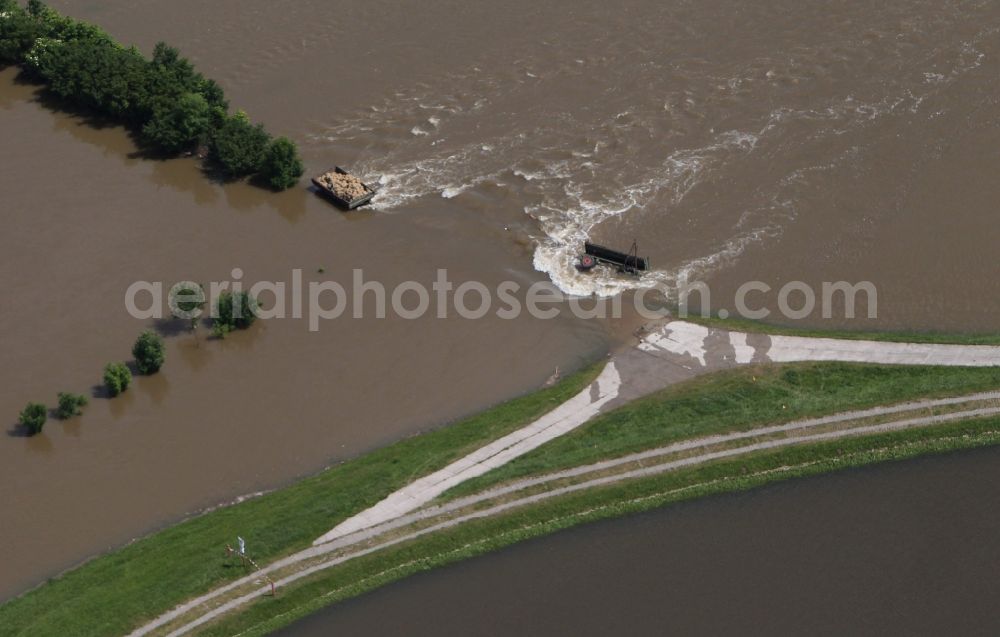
[1,1,999,631]
[0,1,304,189]
[0,64,610,598]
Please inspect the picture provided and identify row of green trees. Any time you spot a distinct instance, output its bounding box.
[16,331,164,436]
[18,391,89,434]
[0,1,304,190]
[103,331,164,398]
[170,284,258,338]
[16,289,261,435]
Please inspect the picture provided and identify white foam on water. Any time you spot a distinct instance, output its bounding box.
[347,82,927,297]
[362,124,774,296]
[528,129,762,297]
[442,183,474,198]
[361,141,512,210]
[315,19,996,297]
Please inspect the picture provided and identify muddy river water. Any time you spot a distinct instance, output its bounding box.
[1,0,999,603]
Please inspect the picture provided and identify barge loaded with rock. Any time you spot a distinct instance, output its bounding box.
[312,167,379,209]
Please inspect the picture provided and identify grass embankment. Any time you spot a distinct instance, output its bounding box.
[4,363,1000,636]
[683,314,1000,346]
[444,362,1000,499]
[201,416,1000,637]
[0,363,604,637]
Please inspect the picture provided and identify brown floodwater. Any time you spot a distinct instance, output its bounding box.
[0,71,613,599]
[1,0,998,602]
[279,446,1000,636]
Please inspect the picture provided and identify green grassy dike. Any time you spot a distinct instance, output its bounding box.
[201,418,1000,637]
[445,362,1000,499]
[3,362,1000,636]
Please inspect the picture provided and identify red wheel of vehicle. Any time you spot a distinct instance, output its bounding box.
[577,255,597,271]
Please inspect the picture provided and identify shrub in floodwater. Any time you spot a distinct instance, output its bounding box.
[19,402,47,435]
[56,392,88,419]
[171,282,206,333]
[27,0,114,49]
[132,330,165,375]
[212,290,258,337]
[260,136,305,191]
[209,111,271,178]
[0,1,46,64]
[141,92,213,153]
[148,42,228,115]
[29,36,151,122]
[103,362,132,397]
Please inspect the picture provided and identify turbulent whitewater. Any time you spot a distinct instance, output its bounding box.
[308,1,997,297]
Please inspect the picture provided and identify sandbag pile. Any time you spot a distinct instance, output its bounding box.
[317,171,370,201]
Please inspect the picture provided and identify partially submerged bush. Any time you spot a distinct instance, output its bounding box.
[132,330,165,375]
[0,1,45,64]
[213,290,258,337]
[170,282,206,332]
[19,401,47,435]
[29,37,151,122]
[209,111,271,178]
[56,392,88,419]
[103,362,132,397]
[260,136,304,191]
[141,92,213,153]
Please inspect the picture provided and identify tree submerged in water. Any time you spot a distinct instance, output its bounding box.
[170,282,206,338]
[212,290,259,338]
[142,92,214,155]
[132,330,165,375]
[103,362,132,397]
[0,1,303,191]
[209,111,270,178]
[18,402,47,436]
[56,392,88,419]
[261,137,305,191]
